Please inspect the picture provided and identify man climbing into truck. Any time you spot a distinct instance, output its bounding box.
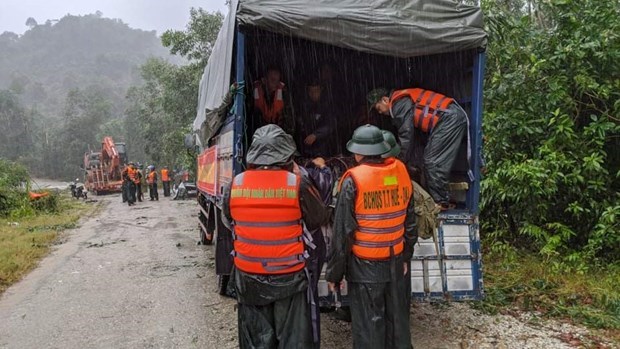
[368,87,469,209]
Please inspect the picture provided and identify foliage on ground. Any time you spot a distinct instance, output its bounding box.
[0,158,62,217]
[476,247,620,332]
[0,194,92,294]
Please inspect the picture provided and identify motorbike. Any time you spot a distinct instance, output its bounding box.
[69,180,88,200]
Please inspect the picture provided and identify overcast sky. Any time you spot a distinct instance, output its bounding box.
[0,0,229,35]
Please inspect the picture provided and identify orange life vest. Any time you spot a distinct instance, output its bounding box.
[343,158,413,260]
[161,169,169,182]
[253,80,285,124]
[230,170,305,275]
[134,170,142,184]
[128,167,138,182]
[389,88,454,133]
[147,171,156,184]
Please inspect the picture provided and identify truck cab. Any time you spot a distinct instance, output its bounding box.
[193,0,487,301]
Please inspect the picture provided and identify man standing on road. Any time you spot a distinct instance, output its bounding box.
[135,163,144,203]
[147,166,159,201]
[368,87,469,209]
[326,124,416,349]
[121,164,129,203]
[223,124,328,349]
[161,166,171,197]
[125,162,137,206]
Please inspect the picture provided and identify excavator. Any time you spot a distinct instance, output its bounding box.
[84,136,127,195]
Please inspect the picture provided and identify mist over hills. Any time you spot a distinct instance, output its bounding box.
[0,13,175,119]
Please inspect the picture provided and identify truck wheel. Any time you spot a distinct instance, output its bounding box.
[217,274,230,296]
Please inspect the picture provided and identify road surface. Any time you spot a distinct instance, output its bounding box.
[0,191,611,348]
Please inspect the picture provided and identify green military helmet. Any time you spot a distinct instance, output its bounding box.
[346,124,391,156]
[367,88,389,107]
[381,130,401,158]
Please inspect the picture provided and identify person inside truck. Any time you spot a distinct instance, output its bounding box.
[252,66,295,135]
[297,80,338,157]
[326,124,415,349]
[368,87,469,210]
[222,124,329,348]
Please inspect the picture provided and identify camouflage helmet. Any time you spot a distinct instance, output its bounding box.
[367,88,389,107]
[381,130,401,158]
[346,124,391,156]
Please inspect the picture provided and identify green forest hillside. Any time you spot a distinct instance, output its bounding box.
[0,13,175,178]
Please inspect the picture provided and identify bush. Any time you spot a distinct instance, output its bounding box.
[481,0,620,268]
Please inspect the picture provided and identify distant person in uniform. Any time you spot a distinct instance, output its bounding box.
[135,163,144,202]
[161,166,171,197]
[125,162,137,206]
[147,166,159,201]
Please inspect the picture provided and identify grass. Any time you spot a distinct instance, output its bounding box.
[474,247,620,342]
[0,194,96,294]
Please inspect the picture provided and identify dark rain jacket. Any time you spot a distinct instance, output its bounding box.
[222,168,329,306]
[325,158,417,284]
[389,96,416,166]
[389,92,468,203]
[298,99,336,157]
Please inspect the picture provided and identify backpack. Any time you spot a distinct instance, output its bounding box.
[412,181,440,240]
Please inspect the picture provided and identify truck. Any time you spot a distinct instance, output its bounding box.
[84,136,127,195]
[192,0,487,303]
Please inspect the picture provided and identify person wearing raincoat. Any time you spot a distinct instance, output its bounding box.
[146,165,159,201]
[368,88,468,209]
[326,124,416,349]
[293,156,334,346]
[222,124,329,349]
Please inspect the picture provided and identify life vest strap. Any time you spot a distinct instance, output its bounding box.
[233,233,302,246]
[233,219,301,228]
[357,224,404,234]
[233,251,308,266]
[354,237,404,248]
[356,208,407,221]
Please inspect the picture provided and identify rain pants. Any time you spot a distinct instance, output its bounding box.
[298,164,334,346]
[325,158,417,349]
[390,96,468,204]
[223,167,329,349]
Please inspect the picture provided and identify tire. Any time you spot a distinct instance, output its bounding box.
[217,274,230,296]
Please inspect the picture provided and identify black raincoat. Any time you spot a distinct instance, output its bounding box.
[297,99,337,157]
[390,93,468,204]
[325,157,417,349]
[222,125,329,348]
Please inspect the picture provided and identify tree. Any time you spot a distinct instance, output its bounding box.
[0,12,174,178]
[0,90,34,161]
[125,8,223,170]
[161,8,224,66]
[481,0,620,267]
[25,17,38,28]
